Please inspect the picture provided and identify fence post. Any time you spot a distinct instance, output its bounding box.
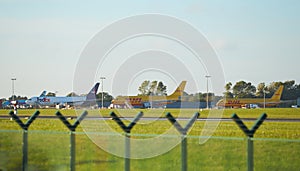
[166,112,199,171]
[247,136,253,171]
[9,110,40,171]
[231,113,267,171]
[110,112,143,171]
[125,132,130,171]
[56,111,88,171]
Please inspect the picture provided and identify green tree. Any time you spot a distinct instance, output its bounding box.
[224,82,233,98]
[8,95,27,101]
[183,92,215,102]
[138,80,150,95]
[148,81,158,95]
[281,80,298,100]
[96,92,114,102]
[256,82,266,98]
[264,80,299,100]
[66,92,79,97]
[138,80,167,96]
[181,91,191,101]
[225,82,232,91]
[191,92,202,102]
[265,82,282,98]
[46,92,56,97]
[232,81,256,98]
[203,93,214,102]
[156,81,167,95]
[222,80,300,102]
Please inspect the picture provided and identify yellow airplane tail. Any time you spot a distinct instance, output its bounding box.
[168,81,187,98]
[271,85,284,101]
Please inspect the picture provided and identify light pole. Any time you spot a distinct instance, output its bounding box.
[100,77,106,109]
[11,78,16,101]
[263,89,266,109]
[205,75,211,109]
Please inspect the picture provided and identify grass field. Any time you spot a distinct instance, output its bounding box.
[0,108,300,170]
[1,107,300,118]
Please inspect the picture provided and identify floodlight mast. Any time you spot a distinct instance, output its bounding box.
[263,89,266,109]
[11,78,16,101]
[205,75,211,109]
[100,77,106,109]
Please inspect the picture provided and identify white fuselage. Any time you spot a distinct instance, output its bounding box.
[25,96,86,106]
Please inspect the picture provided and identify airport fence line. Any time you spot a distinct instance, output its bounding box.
[0,111,300,171]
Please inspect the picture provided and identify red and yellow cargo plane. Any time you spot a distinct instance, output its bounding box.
[111,81,186,108]
[216,85,284,108]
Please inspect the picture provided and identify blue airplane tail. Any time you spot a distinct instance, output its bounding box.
[2,101,10,107]
[86,82,100,100]
[40,91,47,97]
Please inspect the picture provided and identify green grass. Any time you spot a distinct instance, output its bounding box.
[1,107,300,118]
[0,108,300,170]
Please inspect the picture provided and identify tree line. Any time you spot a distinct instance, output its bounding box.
[137,80,300,102]
[138,80,167,96]
[224,80,300,100]
[2,80,300,103]
[137,80,218,102]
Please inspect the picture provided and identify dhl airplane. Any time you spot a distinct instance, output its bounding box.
[216,85,284,108]
[25,83,100,108]
[111,81,187,108]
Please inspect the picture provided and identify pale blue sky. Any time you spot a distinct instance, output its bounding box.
[0,1,299,98]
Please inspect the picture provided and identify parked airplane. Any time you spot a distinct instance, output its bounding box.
[2,99,27,108]
[25,83,100,108]
[2,91,47,109]
[216,85,284,108]
[111,81,187,108]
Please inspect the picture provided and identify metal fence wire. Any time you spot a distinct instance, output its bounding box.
[0,111,299,171]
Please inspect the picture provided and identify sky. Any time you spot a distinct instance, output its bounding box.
[0,0,299,98]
